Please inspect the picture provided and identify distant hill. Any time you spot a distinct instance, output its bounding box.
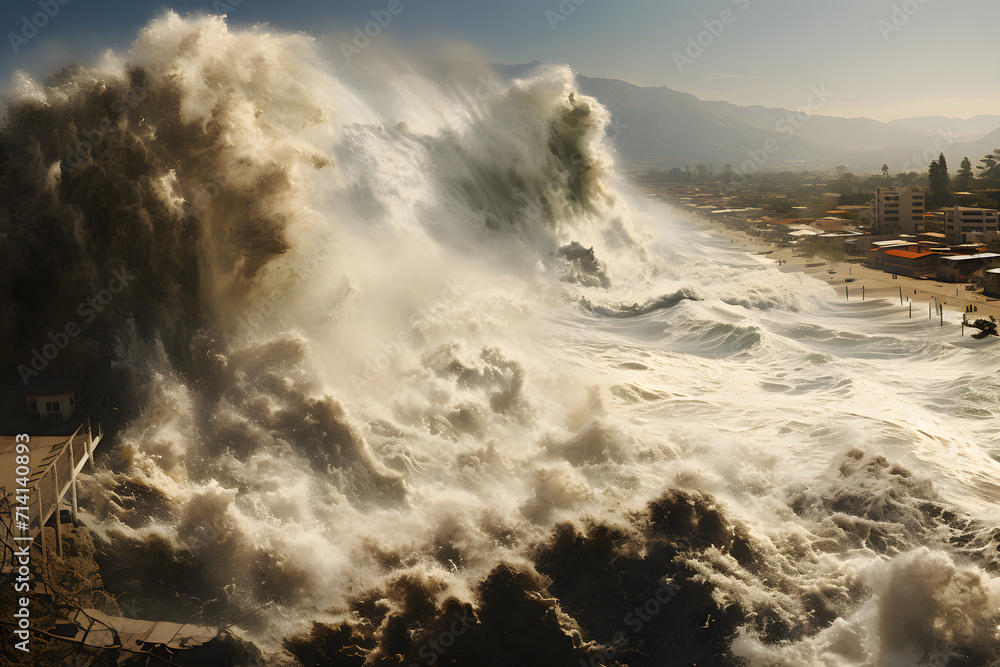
[439,62,1000,173]
[888,115,1000,142]
[571,75,840,168]
[834,126,1000,175]
[942,127,1000,171]
[700,99,926,151]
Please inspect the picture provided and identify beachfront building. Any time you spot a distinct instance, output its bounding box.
[815,232,863,252]
[864,239,921,268]
[25,374,82,423]
[944,206,1000,244]
[844,234,902,257]
[879,249,938,278]
[918,232,948,246]
[958,231,1000,251]
[922,211,946,232]
[984,269,1000,298]
[0,375,108,565]
[935,253,1000,283]
[871,187,925,235]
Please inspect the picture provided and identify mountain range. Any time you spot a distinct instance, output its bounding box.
[443,61,1000,175]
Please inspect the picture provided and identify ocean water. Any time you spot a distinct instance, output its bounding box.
[4,12,1000,666]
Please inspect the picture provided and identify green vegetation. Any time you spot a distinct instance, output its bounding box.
[638,145,1000,216]
[955,157,974,191]
[928,153,950,207]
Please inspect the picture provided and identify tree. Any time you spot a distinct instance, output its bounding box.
[834,170,856,193]
[978,149,1000,186]
[665,167,688,182]
[881,164,890,180]
[955,157,974,191]
[928,153,950,206]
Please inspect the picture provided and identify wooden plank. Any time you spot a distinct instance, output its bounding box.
[169,623,218,648]
[143,621,184,646]
[0,393,106,547]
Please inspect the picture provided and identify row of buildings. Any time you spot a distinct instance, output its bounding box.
[848,232,1000,285]
[840,188,1000,292]
[871,186,1000,244]
[641,181,1000,294]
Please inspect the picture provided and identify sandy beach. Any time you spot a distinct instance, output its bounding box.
[774,250,1000,320]
[676,205,1000,325]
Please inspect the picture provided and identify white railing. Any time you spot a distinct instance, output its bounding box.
[4,390,107,567]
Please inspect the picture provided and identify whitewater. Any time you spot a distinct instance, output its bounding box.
[2,12,1000,666]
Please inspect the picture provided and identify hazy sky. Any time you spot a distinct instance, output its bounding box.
[2,0,999,122]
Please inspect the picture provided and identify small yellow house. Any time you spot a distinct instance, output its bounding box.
[25,374,81,422]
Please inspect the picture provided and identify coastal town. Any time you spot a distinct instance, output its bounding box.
[636,157,1000,322]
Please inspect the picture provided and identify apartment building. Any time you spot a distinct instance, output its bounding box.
[944,206,1000,244]
[935,253,1000,282]
[871,187,925,234]
[878,249,938,278]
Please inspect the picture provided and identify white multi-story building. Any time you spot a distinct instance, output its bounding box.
[871,187,925,234]
[944,206,1000,244]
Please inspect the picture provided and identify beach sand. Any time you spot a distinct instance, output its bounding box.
[773,249,1000,321]
[673,204,1000,325]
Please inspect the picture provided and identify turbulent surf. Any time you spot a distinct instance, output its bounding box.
[2,12,1000,666]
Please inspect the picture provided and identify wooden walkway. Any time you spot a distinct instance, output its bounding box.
[1,391,108,566]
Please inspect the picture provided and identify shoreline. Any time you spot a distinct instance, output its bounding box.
[667,201,1000,323]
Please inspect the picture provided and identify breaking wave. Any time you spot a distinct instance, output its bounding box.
[4,11,1000,666]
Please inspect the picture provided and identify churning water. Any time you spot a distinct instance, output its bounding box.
[3,12,1000,666]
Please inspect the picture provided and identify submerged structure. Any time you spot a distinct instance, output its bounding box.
[0,374,108,564]
[0,375,250,664]
[963,314,999,339]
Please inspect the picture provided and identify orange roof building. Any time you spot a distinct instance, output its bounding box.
[883,249,936,260]
[874,247,939,277]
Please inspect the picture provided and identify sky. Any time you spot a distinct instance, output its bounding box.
[1,0,999,122]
